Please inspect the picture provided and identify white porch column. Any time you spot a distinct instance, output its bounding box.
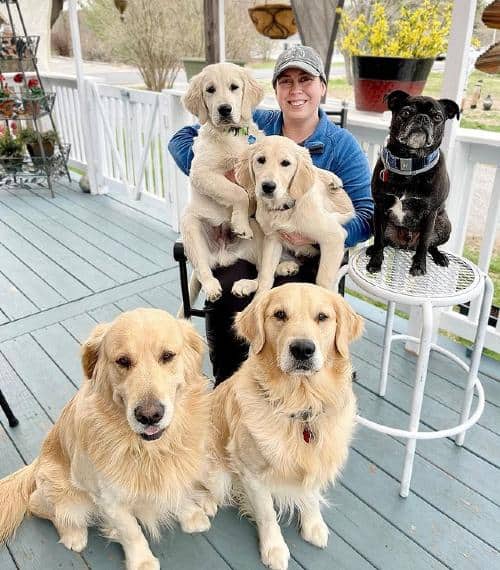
[219,0,225,61]
[405,0,477,353]
[68,0,105,194]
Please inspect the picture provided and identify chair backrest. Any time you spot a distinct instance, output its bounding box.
[323,105,348,129]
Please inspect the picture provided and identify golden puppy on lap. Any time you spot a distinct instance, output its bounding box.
[0,308,210,570]
[201,283,363,570]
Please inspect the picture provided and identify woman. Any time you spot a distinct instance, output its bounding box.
[168,45,373,385]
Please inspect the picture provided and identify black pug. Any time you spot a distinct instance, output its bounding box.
[366,90,460,276]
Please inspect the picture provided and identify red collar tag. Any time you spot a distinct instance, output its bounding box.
[380,168,389,183]
[303,426,314,443]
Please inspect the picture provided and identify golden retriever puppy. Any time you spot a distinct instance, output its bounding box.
[201,283,363,570]
[0,309,210,570]
[233,136,355,298]
[180,62,264,304]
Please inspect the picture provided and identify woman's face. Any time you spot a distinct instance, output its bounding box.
[275,68,326,122]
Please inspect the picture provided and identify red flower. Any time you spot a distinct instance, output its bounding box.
[13,73,24,83]
[0,74,5,83]
[27,78,39,89]
[10,121,17,130]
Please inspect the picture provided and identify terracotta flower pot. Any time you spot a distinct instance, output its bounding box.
[351,55,434,113]
[0,97,15,118]
[27,140,55,167]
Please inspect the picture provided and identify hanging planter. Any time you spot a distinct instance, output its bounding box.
[351,56,434,113]
[248,2,297,40]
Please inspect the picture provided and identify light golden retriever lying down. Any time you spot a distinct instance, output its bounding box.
[181,62,264,304]
[233,136,355,298]
[0,309,210,570]
[201,283,363,570]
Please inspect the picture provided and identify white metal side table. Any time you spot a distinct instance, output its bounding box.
[338,246,493,497]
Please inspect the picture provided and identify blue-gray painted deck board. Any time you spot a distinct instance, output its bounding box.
[0,180,498,569]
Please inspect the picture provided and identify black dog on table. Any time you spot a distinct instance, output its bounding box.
[366,90,460,276]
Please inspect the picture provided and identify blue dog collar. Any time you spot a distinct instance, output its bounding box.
[381,145,440,176]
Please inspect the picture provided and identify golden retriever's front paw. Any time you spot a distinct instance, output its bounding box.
[179,508,211,534]
[301,519,329,548]
[232,224,254,240]
[198,494,218,517]
[232,278,258,297]
[261,541,290,570]
[59,527,88,552]
[276,260,299,277]
[203,277,222,302]
[127,554,160,570]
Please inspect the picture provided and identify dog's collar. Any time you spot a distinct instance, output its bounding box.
[381,144,440,177]
[222,126,256,144]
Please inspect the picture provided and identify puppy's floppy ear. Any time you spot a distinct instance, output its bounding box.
[289,145,316,199]
[178,319,205,377]
[385,90,410,112]
[234,294,268,354]
[235,144,256,194]
[182,71,209,124]
[331,294,364,359]
[81,323,110,380]
[240,67,264,122]
[438,98,460,120]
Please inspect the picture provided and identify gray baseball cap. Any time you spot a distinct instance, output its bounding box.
[272,45,327,87]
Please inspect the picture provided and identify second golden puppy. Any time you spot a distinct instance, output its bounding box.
[202,283,363,570]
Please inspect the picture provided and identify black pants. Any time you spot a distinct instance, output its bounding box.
[205,257,320,386]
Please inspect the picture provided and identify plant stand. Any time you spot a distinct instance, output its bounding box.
[0,0,70,198]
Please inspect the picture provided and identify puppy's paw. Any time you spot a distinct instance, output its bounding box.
[59,527,88,552]
[203,277,222,302]
[231,217,253,240]
[276,260,299,277]
[232,278,258,297]
[431,250,449,267]
[261,541,290,570]
[198,494,218,518]
[410,258,426,276]
[179,508,211,534]
[301,519,329,549]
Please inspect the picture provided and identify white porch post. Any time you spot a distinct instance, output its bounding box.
[219,0,225,61]
[405,0,477,353]
[68,0,105,194]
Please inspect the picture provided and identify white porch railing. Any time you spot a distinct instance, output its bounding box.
[39,75,500,353]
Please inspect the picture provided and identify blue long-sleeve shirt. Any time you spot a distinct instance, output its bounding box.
[168,108,373,247]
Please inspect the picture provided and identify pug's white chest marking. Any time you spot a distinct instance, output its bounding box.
[390,194,405,224]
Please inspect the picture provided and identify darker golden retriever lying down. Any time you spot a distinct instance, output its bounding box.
[201,283,363,570]
[0,308,210,570]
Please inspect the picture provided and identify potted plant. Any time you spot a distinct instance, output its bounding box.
[0,74,15,117]
[21,77,46,116]
[0,128,25,173]
[339,1,453,112]
[18,127,57,166]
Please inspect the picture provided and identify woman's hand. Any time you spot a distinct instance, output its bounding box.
[279,231,314,247]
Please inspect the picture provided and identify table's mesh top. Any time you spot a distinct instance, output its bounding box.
[351,247,480,300]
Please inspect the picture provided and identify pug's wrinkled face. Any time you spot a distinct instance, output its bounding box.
[386,91,460,152]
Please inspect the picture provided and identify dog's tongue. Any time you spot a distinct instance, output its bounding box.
[144,426,160,436]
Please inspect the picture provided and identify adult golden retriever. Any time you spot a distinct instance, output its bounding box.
[180,62,264,305]
[0,308,210,570]
[201,283,363,570]
[233,136,355,298]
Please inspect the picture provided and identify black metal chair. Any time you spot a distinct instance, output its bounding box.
[173,104,349,319]
[0,389,18,427]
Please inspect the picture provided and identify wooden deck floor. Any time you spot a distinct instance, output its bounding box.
[0,180,498,570]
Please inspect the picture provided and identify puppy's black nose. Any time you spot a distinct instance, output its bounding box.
[134,400,165,425]
[290,340,316,361]
[261,181,276,195]
[218,104,232,117]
